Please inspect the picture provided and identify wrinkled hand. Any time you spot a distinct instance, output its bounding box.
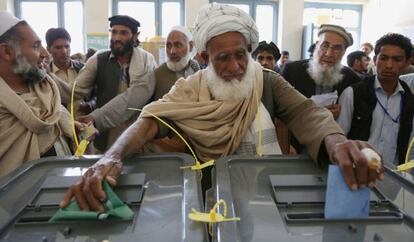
[326,104,341,119]
[77,114,95,125]
[60,157,123,212]
[74,121,86,132]
[325,134,384,190]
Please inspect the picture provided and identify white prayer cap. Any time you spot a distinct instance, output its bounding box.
[0,11,23,37]
[192,4,259,54]
[169,25,193,41]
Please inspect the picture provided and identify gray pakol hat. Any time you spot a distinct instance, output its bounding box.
[318,24,353,47]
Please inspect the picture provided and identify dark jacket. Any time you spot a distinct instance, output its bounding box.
[347,76,414,164]
[93,51,125,150]
[281,59,362,153]
[152,60,200,101]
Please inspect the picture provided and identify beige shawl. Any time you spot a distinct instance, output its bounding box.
[142,62,264,162]
[0,75,72,177]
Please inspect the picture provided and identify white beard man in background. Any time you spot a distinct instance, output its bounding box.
[308,53,343,88]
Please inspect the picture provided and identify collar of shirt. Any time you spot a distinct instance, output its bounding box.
[51,60,75,74]
[108,51,131,69]
[374,76,404,97]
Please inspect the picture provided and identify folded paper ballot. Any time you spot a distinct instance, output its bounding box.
[324,165,370,219]
[310,91,338,107]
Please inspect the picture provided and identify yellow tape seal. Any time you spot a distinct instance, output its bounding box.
[180,160,215,171]
[393,137,414,172]
[255,90,263,157]
[70,79,79,147]
[189,199,240,235]
[70,79,92,157]
[74,140,90,157]
[128,108,214,172]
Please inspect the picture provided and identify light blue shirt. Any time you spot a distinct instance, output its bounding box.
[337,77,404,165]
[400,73,414,93]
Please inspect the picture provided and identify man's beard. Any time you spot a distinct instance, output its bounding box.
[166,51,191,72]
[13,53,47,85]
[110,39,134,56]
[206,56,255,101]
[307,56,343,87]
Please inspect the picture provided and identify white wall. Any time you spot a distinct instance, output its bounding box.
[278,0,304,60]
[361,0,414,45]
[84,0,110,34]
[0,0,14,12]
[185,0,208,28]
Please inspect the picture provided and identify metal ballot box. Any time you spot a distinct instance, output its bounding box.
[210,155,414,242]
[0,154,207,242]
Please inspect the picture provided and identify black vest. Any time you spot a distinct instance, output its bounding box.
[93,51,126,150]
[347,76,414,164]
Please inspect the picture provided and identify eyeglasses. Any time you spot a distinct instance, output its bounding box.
[319,42,345,53]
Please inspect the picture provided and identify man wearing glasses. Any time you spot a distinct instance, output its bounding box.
[281,24,361,153]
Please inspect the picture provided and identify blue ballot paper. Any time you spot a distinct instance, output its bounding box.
[324,165,370,219]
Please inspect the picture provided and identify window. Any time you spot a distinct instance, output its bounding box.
[211,0,279,43]
[113,0,184,40]
[15,0,85,53]
[303,2,362,50]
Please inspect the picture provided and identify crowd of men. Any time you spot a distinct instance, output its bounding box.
[0,3,413,211]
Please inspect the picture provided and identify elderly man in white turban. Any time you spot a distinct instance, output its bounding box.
[61,4,384,212]
[0,11,77,177]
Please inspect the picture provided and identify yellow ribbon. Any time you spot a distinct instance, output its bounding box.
[255,90,263,157]
[70,79,94,157]
[393,137,414,172]
[188,199,240,235]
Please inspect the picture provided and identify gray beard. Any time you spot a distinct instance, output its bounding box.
[206,56,255,101]
[166,52,191,72]
[307,57,343,87]
[13,54,47,85]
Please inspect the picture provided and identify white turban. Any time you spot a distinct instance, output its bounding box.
[0,11,23,37]
[169,25,193,41]
[192,4,259,54]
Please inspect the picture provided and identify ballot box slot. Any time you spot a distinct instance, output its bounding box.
[12,173,145,224]
[285,210,404,223]
[269,174,408,224]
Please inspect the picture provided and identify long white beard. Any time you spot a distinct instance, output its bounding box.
[206,56,255,101]
[13,51,46,84]
[307,56,343,87]
[166,52,192,72]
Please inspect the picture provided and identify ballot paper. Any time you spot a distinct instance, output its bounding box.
[324,165,370,219]
[310,91,338,107]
